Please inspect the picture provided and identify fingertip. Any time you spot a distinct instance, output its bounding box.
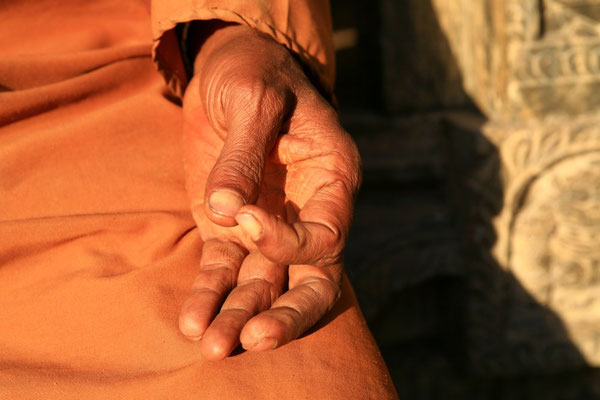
[178,309,205,341]
[234,212,264,241]
[178,291,219,341]
[236,205,269,220]
[240,313,289,351]
[200,338,231,361]
[199,325,238,361]
[237,204,276,227]
[205,189,246,226]
[235,205,276,240]
[247,337,278,352]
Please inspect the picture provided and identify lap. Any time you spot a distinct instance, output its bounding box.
[0,54,396,399]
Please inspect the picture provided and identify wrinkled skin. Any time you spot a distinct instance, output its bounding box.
[179,24,361,361]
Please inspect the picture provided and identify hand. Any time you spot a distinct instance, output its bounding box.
[178,24,361,360]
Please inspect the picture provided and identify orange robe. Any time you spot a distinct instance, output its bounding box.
[0,0,397,398]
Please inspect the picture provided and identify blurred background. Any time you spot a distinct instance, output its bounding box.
[331,0,600,398]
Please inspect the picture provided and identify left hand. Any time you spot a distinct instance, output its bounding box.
[178,24,361,360]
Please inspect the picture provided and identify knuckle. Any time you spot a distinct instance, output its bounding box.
[224,75,291,133]
[192,266,236,294]
[324,222,344,250]
[311,222,346,268]
[334,136,362,192]
[316,137,362,194]
[201,240,246,267]
[293,223,309,250]
[307,277,340,305]
[313,252,343,269]
[271,306,305,329]
[240,278,281,303]
[229,77,287,116]
[226,280,276,310]
[220,307,252,320]
[260,83,288,112]
[227,75,263,105]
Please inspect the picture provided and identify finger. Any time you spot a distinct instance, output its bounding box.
[240,264,342,351]
[199,251,286,360]
[182,76,225,228]
[203,82,294,226]
[179,240,246,340]
[234,180,354,267]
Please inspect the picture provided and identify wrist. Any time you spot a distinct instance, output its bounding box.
[191,22,294,76]
[191,23,253,75]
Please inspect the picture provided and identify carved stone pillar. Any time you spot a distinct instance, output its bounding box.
[432,0,600,373]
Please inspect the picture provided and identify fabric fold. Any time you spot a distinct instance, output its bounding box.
[150,0,335,99]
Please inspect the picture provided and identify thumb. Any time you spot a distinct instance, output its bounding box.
[203,84,292,227]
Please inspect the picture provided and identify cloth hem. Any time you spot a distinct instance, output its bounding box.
[151,7,333,100]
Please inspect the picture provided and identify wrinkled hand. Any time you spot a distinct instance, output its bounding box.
[178,24,361,360]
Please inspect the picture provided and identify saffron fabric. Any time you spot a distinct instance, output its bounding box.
[0,0,397,398]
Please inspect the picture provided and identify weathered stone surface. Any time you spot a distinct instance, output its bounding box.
[506,0,600,119]
[430,0,504,116]
[424,0,600,373]
[433,0,600,119]
[482,117,600,372]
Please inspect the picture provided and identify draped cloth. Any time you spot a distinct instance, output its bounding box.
[0,0,397,398]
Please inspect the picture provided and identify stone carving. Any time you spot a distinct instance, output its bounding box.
[433,0,600,119]
[494,119,600,369]
[507,0,600,118]
[430,0,600,374]
[448,116,598,375]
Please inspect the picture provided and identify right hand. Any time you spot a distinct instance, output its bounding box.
[178,24,362,361]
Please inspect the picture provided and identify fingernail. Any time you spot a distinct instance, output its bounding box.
[250,337,278,351]
[235,213,263,241]
[187,335,202,342]
[208,189,245,217]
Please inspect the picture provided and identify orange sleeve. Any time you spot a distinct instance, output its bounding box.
[150,0,335,99]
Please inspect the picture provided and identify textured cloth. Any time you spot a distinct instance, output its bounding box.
[0,0,397,398]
